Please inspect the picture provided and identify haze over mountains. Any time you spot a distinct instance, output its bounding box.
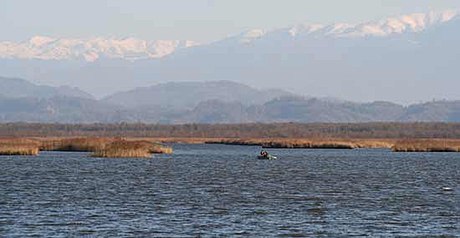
[103,81,293,110]
[0,10,459,103]
[1,10,460,123]
[0,77,93,99]
[1,77,459,123]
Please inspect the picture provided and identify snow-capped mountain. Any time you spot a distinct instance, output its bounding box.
[221,10,459,44]
[286,10,458,38]
[1,11,456,62]
[0,36,199,62]
[0,10,459,103]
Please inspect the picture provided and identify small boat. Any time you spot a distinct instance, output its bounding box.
[257,154,277,160]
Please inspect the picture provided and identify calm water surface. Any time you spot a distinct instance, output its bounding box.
[1,144,459,237]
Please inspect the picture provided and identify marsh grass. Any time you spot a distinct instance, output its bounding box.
[262,140,356,149]
[39,137,116,152]
[2,136,459,155]
[0,137,173,157]
[92,140,153,158]
[149,144,173,154]
[0,138,40,156]
[205,138,396,150]
[392,139,460,152]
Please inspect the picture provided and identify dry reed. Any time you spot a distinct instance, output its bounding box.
[205,138,395,150]
[149,144,173,154]
[39,137,116,152]
[0,138,40,156]
[392,139,460,152]
[3,136,459,156]
[1,137,173,157]
[92,140,152,158]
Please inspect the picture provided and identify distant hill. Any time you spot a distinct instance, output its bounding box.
[103,81,293,110]
[0,94,144,123]
[0,77,116,123]
[0,77,93,99]
[1,77,460,123]
[262,98,460,123]
[178,100,249,124]
[401,101,460,122]
[175,97,407,123]
[251,97,406,123]
[171,97,460,124]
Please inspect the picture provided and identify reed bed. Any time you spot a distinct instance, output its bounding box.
[92,140,153,158]
[149,144,173,154]
[205,138,395,150]
[2,136,459,155]
[38,137,172,154]
[262,140,356,149]
[392,139,460,152]
[0,137,173,157]
[0,138,40,156]
[205,138,264,146]
[155,137,213,144]
[0,146,39,156]
[39,137,116,152]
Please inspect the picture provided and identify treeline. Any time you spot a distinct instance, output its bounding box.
[1,122,460,139]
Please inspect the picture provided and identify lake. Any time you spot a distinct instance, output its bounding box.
[1,144,459,237]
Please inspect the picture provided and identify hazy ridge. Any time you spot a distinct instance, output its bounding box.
[1,77,459,123]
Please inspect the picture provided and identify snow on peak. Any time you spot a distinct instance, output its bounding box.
[0,36,200,62]
[239,29,266,44]
[349,10,459,37]
[285,9,459,38]
[0,10,458,61]
[289,23,324,37]
[29,36,56,46]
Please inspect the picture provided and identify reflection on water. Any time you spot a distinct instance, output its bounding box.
[1,144,459,236]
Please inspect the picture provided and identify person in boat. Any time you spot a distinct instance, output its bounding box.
[260,150,268,157]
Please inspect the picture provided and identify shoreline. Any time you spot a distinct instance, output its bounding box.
[2,136,460,155]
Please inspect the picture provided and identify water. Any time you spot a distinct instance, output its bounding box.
[1,144,459,237]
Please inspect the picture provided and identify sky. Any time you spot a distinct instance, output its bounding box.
[1,0,460,42]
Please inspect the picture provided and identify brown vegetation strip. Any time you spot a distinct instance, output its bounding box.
[205,138,460,152]
[205,138,395,150]
[0,137,173,157]
[39,137,115,152]
[0,138,40,156]
[392,139,460,152]
[2,136,460,155]
[92,140,153,158]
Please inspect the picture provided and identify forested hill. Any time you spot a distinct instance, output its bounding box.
[2,77,460,123]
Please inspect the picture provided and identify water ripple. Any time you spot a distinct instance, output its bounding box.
[1,145,459,237]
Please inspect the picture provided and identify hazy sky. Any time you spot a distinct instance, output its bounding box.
[1,0,460,42]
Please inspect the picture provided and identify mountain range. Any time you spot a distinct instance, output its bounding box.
[103,81,293,110]
[0,77,93,99]
[0,36,199,62]
[0,10,459,103]
[1,11,455,62]
[1,77,459,123]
